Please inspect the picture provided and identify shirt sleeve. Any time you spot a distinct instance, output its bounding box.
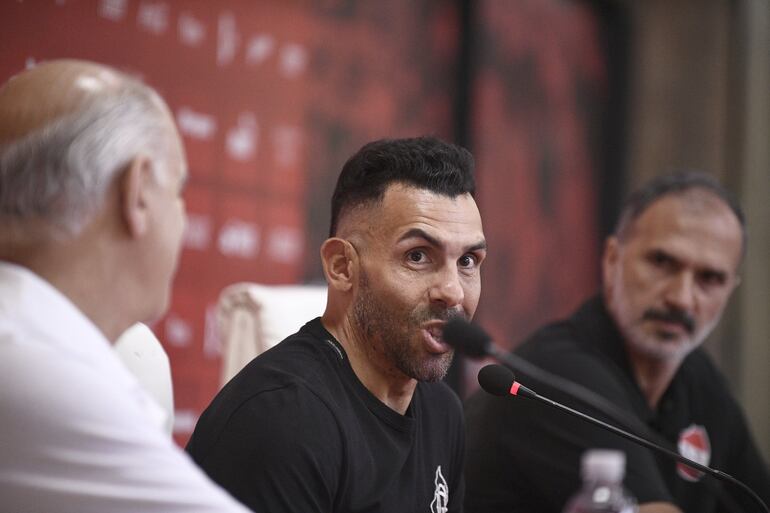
[188,382,343,513]
[0,341,251,513]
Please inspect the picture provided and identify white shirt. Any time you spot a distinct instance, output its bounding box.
[0,262,252,513]
[114,322,176,436]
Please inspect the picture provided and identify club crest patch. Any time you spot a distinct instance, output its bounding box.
[676,424,711,482]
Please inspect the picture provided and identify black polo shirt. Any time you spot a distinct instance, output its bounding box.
[464,296,770,513]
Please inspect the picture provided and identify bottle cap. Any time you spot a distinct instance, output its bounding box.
[581,449,626,482]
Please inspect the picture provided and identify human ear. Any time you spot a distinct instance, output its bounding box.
[601,236,619,286]
[119,155,153,238]
[320,238,357,292]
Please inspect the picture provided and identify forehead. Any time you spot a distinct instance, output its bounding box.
[626,193,743,271]
[364,184,483,245]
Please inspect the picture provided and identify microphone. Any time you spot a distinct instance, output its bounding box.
[478,363,769,513]
[477,361,537,399]
[446,318,768,512]
[443,317,653,434]
[442,317,492,358]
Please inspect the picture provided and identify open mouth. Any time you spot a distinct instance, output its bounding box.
[422,321,451,354]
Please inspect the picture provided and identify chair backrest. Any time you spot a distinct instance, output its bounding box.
[217,282,327,385]
[114,323,175,436]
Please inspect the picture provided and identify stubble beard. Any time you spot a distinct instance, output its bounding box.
[352,270,454,383]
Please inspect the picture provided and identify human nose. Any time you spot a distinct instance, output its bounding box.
[429,266,465,309]
[663,271,696,312]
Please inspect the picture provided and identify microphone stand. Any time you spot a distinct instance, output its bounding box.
[518,386,768,513]
[478,361,769,513]
[443,318,769,513]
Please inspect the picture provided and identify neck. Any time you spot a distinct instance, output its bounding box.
[626,348,682,409]
[321,310,417,415]
[2,243,132,343]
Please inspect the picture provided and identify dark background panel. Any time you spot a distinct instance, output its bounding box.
[471,0,608,352]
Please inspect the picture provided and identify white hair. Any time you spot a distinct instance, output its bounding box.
[0,77,175,240]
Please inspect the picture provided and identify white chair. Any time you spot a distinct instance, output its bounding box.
[114,323,175,436]
[217,283,327,385]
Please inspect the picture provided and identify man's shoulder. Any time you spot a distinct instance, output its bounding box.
[187,323,348,459]
[681,347,722,375]
[518,318,578,353]
[499,306,641,413]
[217,320,345,405]
[256,322,334,366]
[513,297,625,378]
[678,347,734,397]
[516,317,597,375]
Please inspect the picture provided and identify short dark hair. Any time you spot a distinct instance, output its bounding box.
[329,136,476,236]
[614,171,746,250]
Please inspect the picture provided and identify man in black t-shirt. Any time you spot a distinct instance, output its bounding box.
[465,172,770,513]
[188,137,487,513]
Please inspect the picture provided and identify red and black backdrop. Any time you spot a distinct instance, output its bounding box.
[1,0,625,446]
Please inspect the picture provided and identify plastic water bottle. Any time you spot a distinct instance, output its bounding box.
[562,449,639,513]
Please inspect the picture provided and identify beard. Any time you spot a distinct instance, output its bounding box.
[352,269,458,382]
[622,310,716,362]
[605,286,710,362]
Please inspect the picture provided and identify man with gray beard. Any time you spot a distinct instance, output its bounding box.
[464,172,770,513]
[187,136,487,513]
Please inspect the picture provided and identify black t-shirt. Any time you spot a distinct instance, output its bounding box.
[464,296,770,513]
[187,318,465,513]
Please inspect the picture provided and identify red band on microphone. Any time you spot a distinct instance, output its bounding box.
[510,382,521,396]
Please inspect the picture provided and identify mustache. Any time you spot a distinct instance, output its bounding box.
[643,308,695,334]
[416,306,467,323]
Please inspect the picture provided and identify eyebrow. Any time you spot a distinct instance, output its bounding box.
[648,248,731,281]
[397,227,487,253]
[701,268,728,282]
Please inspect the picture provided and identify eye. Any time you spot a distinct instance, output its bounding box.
[697,269,726,288]
[648,250,676,270]
[458,254,477,269]
[406,249,428,264]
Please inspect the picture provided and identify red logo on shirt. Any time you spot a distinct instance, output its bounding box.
[676,424,711,482]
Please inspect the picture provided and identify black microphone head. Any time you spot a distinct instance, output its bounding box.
[442,317,492,358]
[478,364,516,396]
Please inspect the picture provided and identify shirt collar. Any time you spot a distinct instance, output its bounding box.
[0,261,166,427]
[0,261,111,356]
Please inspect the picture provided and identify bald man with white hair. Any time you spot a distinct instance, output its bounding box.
[0,60,252,512]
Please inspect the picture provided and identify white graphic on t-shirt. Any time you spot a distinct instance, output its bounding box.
[430,465,449,513]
